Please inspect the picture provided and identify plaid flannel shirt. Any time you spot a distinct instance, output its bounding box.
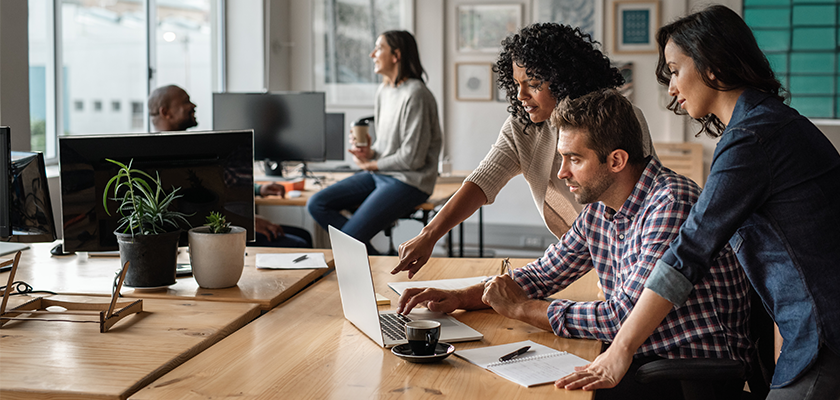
[513,158,751,363]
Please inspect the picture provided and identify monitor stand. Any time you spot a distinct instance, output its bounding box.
[50,242,76,256]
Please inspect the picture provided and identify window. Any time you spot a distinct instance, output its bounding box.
[745,0,839,119]
[131,101,145,129]
[154,0,214,131]
[313,0,413,105]
[27,0,221,159]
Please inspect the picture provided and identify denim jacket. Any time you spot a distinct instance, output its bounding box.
[645,88,840,388]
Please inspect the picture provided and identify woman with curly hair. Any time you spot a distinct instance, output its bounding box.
[392,23,655,277]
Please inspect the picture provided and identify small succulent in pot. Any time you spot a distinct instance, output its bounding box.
[204,211,232,234]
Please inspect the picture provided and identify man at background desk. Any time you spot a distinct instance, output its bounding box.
[397,89,750,399]
[148,85,312,248]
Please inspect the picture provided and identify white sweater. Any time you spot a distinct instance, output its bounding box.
[372,79,443,195]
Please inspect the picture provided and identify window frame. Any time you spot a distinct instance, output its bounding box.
[34,0,226,163]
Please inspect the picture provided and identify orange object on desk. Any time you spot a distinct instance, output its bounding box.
[279,179,305,192]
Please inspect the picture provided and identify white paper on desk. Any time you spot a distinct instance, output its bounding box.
[255,253,328,269]
[388,276,489,295]
[455,340,590,387]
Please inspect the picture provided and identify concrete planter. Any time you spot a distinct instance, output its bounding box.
[187,226,246,289]
[115,230,180,288]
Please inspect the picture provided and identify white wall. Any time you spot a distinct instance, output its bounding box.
[226,0,265,92]
[0,0,32,151]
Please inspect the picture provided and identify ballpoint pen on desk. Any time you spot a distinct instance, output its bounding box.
[292,254,308,263]
[499,346,531,362]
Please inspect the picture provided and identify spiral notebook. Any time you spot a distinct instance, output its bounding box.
[455,340,590,387]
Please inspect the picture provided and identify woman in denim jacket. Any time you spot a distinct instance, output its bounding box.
[558,5,840,399]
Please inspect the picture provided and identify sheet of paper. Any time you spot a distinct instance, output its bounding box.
[388,276,488,295]
[255,253,328,269]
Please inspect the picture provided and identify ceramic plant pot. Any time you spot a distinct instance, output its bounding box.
[187,226,247,289]
[115,230,181,288]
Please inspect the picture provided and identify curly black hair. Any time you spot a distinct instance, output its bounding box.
[496,23,624,127]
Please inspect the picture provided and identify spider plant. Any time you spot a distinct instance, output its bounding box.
[102,158,191,236]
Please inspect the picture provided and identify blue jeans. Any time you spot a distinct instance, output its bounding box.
[307,172,429,255]
[253,225,312,248]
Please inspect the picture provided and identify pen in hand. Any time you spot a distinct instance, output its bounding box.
[292,254,308,263]
[499,346,530,362]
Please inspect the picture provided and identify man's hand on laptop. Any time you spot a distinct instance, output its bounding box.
[397,284,490,315]
[397,288,461,315]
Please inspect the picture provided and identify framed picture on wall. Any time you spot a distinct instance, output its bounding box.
[532,0,603,44]
[457,4,522,53]
[613,1,659,54]
[456,63,493,101]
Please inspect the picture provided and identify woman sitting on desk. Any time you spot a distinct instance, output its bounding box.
[307,30,443,255]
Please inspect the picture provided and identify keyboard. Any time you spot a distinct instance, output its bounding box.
[379,313,412,341]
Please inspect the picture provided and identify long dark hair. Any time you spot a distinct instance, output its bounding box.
[381,30,426,84]
[496,23,623,128]
[655,5,786,137]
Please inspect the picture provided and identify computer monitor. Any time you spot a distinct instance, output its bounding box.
[0,127,10,238]
[212,92,326,172]
[59,130,255,253]
[325,112,345,161]
[8,151,58,243]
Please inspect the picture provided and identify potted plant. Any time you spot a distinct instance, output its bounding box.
[187,211,247,289]
[103,159,191,288]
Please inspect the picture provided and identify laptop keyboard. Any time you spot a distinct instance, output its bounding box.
[380,313,412,340]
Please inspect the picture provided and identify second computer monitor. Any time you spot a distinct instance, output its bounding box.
[325,112,345,161]
[213,92,326,163]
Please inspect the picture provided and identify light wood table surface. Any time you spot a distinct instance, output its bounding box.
[1,243,333,311]
[255,172,463,208]
[132,257,602,399]
[0,294,260,400]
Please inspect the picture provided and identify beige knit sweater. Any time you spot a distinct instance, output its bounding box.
[466,106,654,239]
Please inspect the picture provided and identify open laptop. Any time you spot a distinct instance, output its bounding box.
[329,226,483,348]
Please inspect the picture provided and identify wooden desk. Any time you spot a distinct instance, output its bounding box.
[1,243,333,311]
[132,257,602,399]
[255,172,463,209]
[0,294,260,400]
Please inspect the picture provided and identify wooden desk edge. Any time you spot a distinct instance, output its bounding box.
[123,304,262,398]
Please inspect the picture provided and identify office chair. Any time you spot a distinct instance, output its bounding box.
[634,287,774,400]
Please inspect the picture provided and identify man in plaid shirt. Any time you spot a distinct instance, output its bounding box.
[398,88,751,399]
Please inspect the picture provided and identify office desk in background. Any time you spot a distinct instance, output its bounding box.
[0,294,259,400]
[0,243,333,311]
[257,171,487,257]
[132,257,602,400]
